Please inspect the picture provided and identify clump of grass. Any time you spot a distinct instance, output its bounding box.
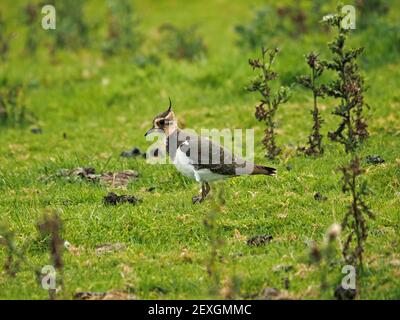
[0,222,40,281]
[37,211,65,299]
[322,9,369,153]
[102,0,142,56]
[0,83,35,127]
[0,223,21,277]
[247,47,291,159]
[23,3,40,55]
[48,0,89,50]
[356,0,389,29]
[0,11,11,60]
[360,19,400,68]
[276,4,308,36]
[235,5,309,49]
[297,52,325,156]
[339,157,374,278]
[235,6,280,49]
[159,24,207,62]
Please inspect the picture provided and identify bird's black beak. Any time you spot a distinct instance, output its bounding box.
[144,127,162,137]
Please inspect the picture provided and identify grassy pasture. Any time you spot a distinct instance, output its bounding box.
[0,0,399,299]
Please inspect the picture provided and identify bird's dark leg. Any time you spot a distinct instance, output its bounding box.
[192,182,211,204]
[203,182,211,198]
[192,182,205,204]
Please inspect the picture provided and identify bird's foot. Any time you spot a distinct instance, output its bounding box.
[192,182,210,204]
[192,194,205,204]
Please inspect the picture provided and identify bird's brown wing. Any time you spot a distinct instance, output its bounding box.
[178,134,249,176]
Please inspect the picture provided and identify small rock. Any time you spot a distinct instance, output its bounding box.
[103,192,139,206]
[247,235,273,247]
[365,155,385,165]
[74,290,135,300]
[314,192,328,201]
[74,292,106,300]
[30,127,42,134]
[262,287,280,299]
[286,164,293,171]
[334,285,356,300]
[120,147,142,158]
[76,167,96,177]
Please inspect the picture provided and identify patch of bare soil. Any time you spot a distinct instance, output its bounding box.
[74,290,136,300]
[55,167,139,187]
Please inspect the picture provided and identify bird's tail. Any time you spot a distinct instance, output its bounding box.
[252,165,277,176]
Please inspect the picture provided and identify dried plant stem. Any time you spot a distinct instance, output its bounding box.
[339,156,374,297]
[37,211,65,299]
[203,183,225,297]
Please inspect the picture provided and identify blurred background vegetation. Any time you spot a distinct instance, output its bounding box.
[1,0,399,128]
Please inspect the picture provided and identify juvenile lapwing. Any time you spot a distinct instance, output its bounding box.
[145,99,276,203]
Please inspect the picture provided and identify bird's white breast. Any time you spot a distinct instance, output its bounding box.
[173,143,196,180]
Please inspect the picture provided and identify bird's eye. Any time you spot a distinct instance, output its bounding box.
[158,119,165,126]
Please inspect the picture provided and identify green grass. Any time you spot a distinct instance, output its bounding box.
[0,0,400,299]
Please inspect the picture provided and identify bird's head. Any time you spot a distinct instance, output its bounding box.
[145,98,177,137]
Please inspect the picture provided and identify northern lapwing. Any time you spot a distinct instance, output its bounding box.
[145,99,276,203]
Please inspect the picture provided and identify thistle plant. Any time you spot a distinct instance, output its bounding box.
[247,47,291,159]
[339,157,374,270]
[297,52,325,156]
[322,10,369,153]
